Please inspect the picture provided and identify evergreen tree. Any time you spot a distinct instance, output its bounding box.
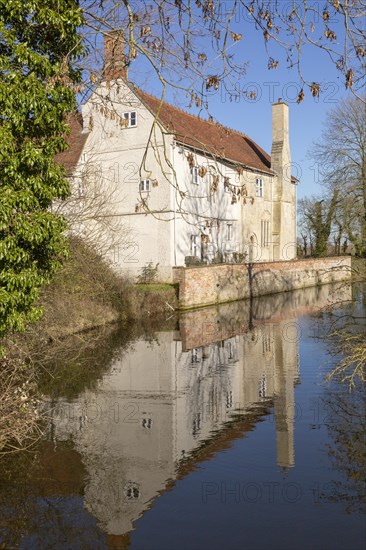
[0,1,84,335]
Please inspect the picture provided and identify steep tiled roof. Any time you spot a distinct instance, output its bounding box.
[57,87,298,182]
[134,88,273,174]
[55,112,89,175]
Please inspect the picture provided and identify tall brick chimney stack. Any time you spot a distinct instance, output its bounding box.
[271,98,290,171]
[270,99,295,261]
[103,30,128,80]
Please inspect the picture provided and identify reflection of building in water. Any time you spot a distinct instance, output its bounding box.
[49,325,297,538]
[47,283,350,541]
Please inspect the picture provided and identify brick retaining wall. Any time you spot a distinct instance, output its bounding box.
[173,256,352,309]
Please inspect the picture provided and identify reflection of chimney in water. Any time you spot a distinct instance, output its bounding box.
[273,327,295,471]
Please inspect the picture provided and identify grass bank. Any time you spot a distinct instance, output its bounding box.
[19,237,178,343]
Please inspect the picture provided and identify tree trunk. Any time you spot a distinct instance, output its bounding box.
[361,160,366,257]
[314,191,339,257]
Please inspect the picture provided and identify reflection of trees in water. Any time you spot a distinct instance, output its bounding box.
[36,325,129,399]
[316,282,366,386]
[321,383,366,514]
[37,316,178,400]
[0,440,106,549]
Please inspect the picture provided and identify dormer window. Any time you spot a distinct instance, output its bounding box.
[123,111,137,127]
[140,179,151,192]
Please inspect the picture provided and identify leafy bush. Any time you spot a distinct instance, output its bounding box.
[137,262,159,283]
[0,0,85,336]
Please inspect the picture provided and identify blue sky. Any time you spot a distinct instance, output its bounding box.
[201,43,348,200]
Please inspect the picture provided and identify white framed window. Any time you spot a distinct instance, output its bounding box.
[139,179,151,192]
[191,234,199,256]
[226,223,233,241]
[191,166,199,185]
[206,171,215,203]
[256,178,264,197]
[123,111,137,127]
[261,220,270,247]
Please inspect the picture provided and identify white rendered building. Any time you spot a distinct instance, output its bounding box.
[58,33,297,282]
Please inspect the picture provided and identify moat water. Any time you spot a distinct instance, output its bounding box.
[0,282,365,550]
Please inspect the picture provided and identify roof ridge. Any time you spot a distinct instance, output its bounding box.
[134,86,252,142]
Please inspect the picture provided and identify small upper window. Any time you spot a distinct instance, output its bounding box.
[224,177,231,193]
[191,166,199,185]
[256,178,264,197]
[123,111,137,128]
[226,223,233,241]
[140,179,151,192]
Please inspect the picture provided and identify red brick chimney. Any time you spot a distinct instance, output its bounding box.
[103,30,128,80]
